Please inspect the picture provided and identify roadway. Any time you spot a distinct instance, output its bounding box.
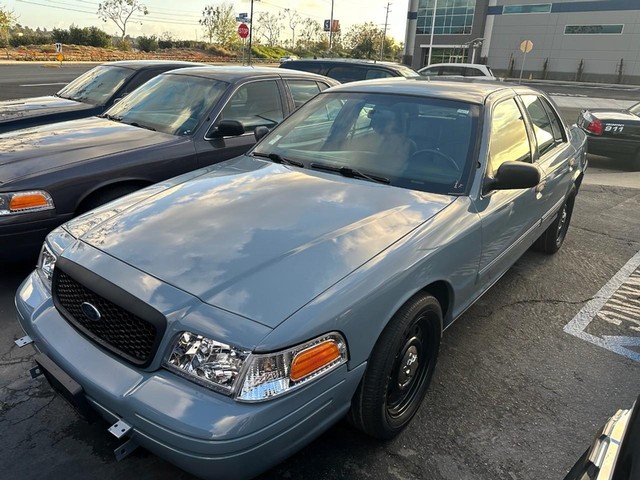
[0,63,638,480]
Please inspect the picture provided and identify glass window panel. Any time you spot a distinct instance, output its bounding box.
[521,95,556,156]
[287,80,321,109]
[564,24,624,35]
[488,99,531,176]
[503,4,551,14]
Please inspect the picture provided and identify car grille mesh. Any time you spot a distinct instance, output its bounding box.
[53,269,157,364]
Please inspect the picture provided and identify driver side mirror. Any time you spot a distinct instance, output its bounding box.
[209,120,245,138]
[254,126,269,142]
[483,161,540,194]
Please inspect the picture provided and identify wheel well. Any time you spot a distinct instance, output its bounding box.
[574,172,584,192]
[77,180,151,213]
[421,281,451,321]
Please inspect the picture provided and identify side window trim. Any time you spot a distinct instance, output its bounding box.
[539,96,568,143]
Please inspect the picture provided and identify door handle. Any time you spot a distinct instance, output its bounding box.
[536,181,546,194]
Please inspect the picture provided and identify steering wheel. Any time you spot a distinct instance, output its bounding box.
[409,149,460,172]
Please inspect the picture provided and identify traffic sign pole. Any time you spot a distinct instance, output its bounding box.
[518,40,533,84]
[248,0,254,65]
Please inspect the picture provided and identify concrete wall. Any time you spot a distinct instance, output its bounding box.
[487,2,640,84]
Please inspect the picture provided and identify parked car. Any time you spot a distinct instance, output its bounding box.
[418,62,495,79]
[0,66,337,260]
[578,103,640,170]
[15,79,586,479]
[280,58,419,83]
[564,395,639,480]
[279,55,298,64]
[0,60,204,134]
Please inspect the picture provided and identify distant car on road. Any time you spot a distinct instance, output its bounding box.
[564,395,639,480]
[578,103,640,170]
[0,60,204,134]
[279,55,298,64]
[16,79,586,480]
[0,66,337,260]
[280,58,419,83]
[418,63,495,79]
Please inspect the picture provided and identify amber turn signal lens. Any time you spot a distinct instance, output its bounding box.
[290,341,342,382]
[10,193,50,212]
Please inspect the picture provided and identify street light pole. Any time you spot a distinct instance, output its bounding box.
[427,0,438,65]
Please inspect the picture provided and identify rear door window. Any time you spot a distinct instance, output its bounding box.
[327,65,366,83]
[521,95,557,156]
[287,80,321,108]
[365,69,395,80]
[220,80,284,131]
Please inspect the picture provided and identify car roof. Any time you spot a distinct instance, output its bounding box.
[326,77,524,104]
[106,60,208,70]
[421,63,489,69]
[166,65,334,83]
[284,58,406,69]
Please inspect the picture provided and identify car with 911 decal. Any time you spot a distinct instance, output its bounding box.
[578,102,640,170]
[15,78,587,479]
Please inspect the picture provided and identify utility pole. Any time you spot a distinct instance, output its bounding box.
[329,0,335,51]
[380,2,391,61]
[248,0,258,65]
[427,0,438,65]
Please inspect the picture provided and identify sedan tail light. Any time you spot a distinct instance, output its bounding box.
[585,117,603,135]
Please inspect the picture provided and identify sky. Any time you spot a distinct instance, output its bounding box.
[5,0,409,44]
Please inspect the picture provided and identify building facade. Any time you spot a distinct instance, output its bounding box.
[405,0,640,83]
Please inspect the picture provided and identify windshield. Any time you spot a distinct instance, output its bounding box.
[56,65,134,105]
[104,74,229,136]
[253,92,480,195]
[629,102,640,116]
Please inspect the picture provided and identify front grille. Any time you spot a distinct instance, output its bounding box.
[53,269,158,365]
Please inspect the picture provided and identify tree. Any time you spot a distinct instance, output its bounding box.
[284,9,300,48]
[344,22,398,60]
[256,11,284,48]
[297,18,321,50]
[199,2,238,48]
[0,4,17,46]
[97,0,148,40]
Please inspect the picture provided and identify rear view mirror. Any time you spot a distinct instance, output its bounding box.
[483,161,540,194]
[211,120,245,138]
[254,126,269,142]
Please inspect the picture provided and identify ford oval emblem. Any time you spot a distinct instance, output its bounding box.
[80,302,101,322]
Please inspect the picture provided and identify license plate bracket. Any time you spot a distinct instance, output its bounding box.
[33,353,96,422]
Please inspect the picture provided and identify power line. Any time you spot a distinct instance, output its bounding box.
[68,0,201,19]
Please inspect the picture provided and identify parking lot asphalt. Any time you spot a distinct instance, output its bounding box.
[0,65,639,479]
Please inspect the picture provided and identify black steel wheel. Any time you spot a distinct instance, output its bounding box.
[348,293,442,439]
[533,190,576,254]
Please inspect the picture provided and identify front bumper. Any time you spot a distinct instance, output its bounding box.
[0,210,73,262]
[15,270,366,480]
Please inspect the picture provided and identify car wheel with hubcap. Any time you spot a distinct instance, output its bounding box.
[348,293,442,439]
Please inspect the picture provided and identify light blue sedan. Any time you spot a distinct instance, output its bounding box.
[15,79,587,479]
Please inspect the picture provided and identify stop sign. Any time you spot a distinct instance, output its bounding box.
[238,23,249,39]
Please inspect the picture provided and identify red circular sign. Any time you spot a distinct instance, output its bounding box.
[238,23,249,39]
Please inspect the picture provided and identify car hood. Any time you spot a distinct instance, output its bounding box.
[0,95,92,123]
[587,108,639,122]
[78,156,454,327]
[0,117,177,184]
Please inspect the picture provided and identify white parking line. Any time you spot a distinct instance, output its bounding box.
[19,83,68,87]
[564,250,640,362]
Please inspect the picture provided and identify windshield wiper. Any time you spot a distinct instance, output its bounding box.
[310,162,389,184]
[252,152,303,168]
[127,121,156,132]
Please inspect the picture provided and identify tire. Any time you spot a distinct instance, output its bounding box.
[78,185,140,214]
[348,293,442,440]
[532,190,576,254]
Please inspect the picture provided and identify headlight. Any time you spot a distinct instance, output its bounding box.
[36,241,59,288]
[0,190,54,215]
[165,331,348,402]
[36,227,71,289]
[165,332,251,395]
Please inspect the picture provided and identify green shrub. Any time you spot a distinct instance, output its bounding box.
[137,35,158,52]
